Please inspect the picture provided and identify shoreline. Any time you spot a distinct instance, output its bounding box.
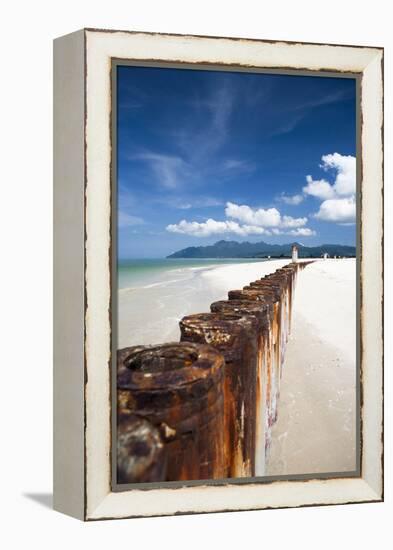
[118,257,273,292]
[117,257,356,477]
[118,258,290,348]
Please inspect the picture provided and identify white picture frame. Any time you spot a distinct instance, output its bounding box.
[53,28,383,520]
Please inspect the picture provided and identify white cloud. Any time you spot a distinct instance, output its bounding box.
[281,215,308,228]
[225,201,281,227]
[289,227,316,236]
[166,219,270,238]
[314,197,356,223]
[321,153,356,196]
[118,211,144,227]
[304,153,356,203]
[166,201,315,238]
[278,153,356,226]
[225,202,307,229]
[280,193,304,205]
[303,175,336,200]
[301,153,356,225]
[270,227,316,237]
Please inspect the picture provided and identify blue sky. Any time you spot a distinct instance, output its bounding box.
[117,65,356,259]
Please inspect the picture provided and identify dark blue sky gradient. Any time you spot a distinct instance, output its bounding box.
[117,65,356,258]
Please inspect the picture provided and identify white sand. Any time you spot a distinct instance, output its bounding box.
[266,258,357,476]
[118,257,357,476]
[200,258,290,292]
[118,259,289,348]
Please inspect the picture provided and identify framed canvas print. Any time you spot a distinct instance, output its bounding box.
[53,29,384,520]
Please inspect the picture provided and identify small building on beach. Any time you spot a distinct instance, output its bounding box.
[291,244,298,263]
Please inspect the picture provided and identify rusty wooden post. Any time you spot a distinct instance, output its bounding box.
[179,312,258,478]
[248,279,288,371]
[117,415,167,484]
[210,299,272,476]
[117,342,226,482]
[243,283,283,376]
[227,288,280,441]
[247,278,291,378]
[265,270,293,334]
[271,268,296,326]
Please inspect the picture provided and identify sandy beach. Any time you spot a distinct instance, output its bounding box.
[118,259,290,348]
[266,258,357,475]
[118,257,357,477]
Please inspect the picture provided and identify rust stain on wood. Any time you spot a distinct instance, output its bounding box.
[117,342,226,482]
[117,261,314,482]
[179,312,258,477]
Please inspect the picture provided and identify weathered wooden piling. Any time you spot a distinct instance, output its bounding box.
[116,260,314,482]
[117,342,226,481]
[227,287,281,440]
[244,282,283,356]
[247,279,289,370]
[270,268,296,325]
[210,299,272,475]
[117,415,167,483]
[179,312,258,478]
[263,271,293,334]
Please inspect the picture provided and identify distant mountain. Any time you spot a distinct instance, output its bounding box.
[167,240,356,259]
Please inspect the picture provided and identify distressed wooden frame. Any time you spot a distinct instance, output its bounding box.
[53,28,383,521]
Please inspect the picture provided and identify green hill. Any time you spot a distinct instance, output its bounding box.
[167,240,356,259]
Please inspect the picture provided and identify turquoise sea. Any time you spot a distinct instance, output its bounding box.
[118,258,269,291]
[117,257,277,348]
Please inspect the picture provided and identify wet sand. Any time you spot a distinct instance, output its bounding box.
[118,259,289,348]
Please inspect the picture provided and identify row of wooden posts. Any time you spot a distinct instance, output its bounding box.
[117,261,313,484]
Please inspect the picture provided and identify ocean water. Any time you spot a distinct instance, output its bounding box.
[118,258,269,291]
[117,257,274,349]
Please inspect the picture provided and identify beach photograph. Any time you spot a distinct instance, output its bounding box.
[115,64,357,484]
